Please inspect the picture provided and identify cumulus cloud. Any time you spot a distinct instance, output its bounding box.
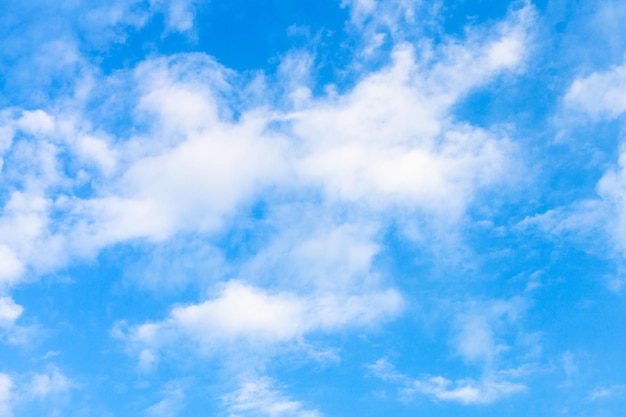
[0,297,23,328]
[565,59,626,119]
[0,0,535,290]
[122,280,403,357]
[0,246,24,288]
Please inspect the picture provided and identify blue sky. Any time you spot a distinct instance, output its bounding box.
[1,0,626,416]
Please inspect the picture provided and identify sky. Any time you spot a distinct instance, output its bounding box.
[1,0,626,416]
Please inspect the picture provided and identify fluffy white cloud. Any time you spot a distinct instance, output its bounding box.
[124,280,403,356]
[0,297,23,328]
[565,59,626,119]
[0,6,538,401]
[0,246,24,288]
[287,3,534,214]
[0,1,535,289]
[222,377,322,417]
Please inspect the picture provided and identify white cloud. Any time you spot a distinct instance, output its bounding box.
[124,281,403,356]
[0,0,535,288]
[0,297,23,328]
[73,134,118,174]
[16,110,55,136]
[0,246,24,288]
[565,59,626,119]
[222,377,322,417]
[28,369,72,399]
[0,5,540,399]
[239,221,381,294]
[404,375,526,405]
[284,4,534,217]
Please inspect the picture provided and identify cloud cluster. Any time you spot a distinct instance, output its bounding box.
[368,295,535,405]
[0,369,72,417]
[0,1,535,285]
[0,0,543,413]
[538,58,626,269]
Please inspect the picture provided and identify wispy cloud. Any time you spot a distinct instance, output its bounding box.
[222,377,322,417]
[368,358,527,405]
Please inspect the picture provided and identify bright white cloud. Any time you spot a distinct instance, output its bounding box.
[0,5,541,410]
[0,1,535,288]
[288,3,535,214]
[0,297,23,328]
[16,110,56,136]
[124,280,403,356]
[0,246,24,288]
[565,59,626,119]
